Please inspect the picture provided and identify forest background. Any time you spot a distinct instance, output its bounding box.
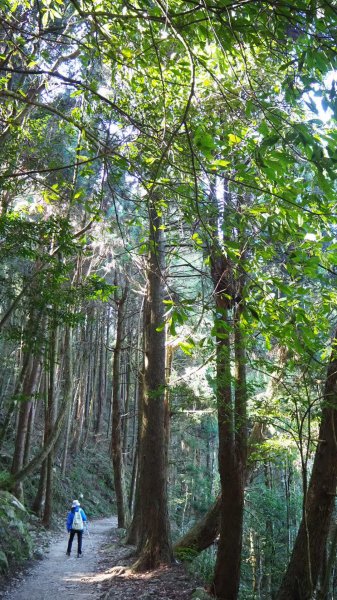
[1,1,337,599]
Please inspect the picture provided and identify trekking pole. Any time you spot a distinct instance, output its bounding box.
[86,524,94,550]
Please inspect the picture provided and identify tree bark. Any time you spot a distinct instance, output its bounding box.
[276,328,337,600]
[31,459,47,516]
[126,306,145,545]
[42,324,59,527]
[318,520,337,599]
[95,310,106,436]
[111,281,128,528]
[61,327,74,476]
[210,299,247,600]
[10,354,42,500]
[0,351,31,452]
[2,351,73,491]
[132,201,173,571]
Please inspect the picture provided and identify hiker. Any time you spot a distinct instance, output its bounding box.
[66,499,87,558]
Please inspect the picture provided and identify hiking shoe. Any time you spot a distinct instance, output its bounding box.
[66,552,71,557]
[77,553,82,558]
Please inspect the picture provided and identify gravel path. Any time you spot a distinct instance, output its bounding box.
[2,517,117,600]
[1,517,200,600]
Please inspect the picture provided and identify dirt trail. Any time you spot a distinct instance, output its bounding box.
[1,517,199,600]
[2,516,117,600]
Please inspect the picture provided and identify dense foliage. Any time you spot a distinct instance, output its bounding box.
[1,1,337,598]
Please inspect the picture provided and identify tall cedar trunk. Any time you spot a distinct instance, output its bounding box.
[95,311,106,436]
[83,313,95,447]
[132,202,173,571]
[208,180,248,600]
[8,370,71,492]
[23,399,36,466]
[276,328,337,600]
[126,307,145,544]
[261,462,276,598]
[61,327,74,476]
[11,354,42,500]
[210,299,247,600]
[4,327,70,497]
[72,325,86,452]
[0,351,31,452]
[122,352,131,463]
[165,344,173,473]
[42,324,58,527]
[111,283,128,528]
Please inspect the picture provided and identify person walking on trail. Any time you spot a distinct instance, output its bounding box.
[66,499,87,558]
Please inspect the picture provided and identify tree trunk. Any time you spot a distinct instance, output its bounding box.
[71,325,86,452]
[82,311,95,447]
[95,310,106,436]
[11,354,42,500]
[0,351,31,452]
[276,327,337,599]
[132,201,173,571]
[319,520,337,599]
[126,308,145,544]
[5,330,72,493]
[174,495,222,556]
[23,399,36,467]
[61,327,74,476]
[31,459,47,516]
[111,282,128,528]
[122,348,131,464]
[42,324,59,527]
[210,299,247,600]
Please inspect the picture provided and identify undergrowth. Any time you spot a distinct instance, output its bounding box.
[0,437,115,522]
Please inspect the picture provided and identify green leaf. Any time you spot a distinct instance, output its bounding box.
[228,133,242,145]
[178,341,194,356]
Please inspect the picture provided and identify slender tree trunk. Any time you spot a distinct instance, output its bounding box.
[126,308,145,544]
[3,367,71,492]
[132,202,173,571]
[0,351,31,452]
[111,282,128,528]
[210,300,247,600]
[72,326,86,452]
[95,311,106,436]
[276,327,337,599]
[82,312,95,447]
[31,459,47,516]
[42,324,59,527]
[261,462,276,599]
[61,327,74,476]
[122,349,131,464]
[11,354,42,500]
[23,400,36,467]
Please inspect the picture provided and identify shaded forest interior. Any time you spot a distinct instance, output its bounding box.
[2,1,337,599]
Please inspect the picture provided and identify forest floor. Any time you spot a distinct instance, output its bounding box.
[0,516,199,599]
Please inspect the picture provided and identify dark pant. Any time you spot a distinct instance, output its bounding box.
[67,529,83,555]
